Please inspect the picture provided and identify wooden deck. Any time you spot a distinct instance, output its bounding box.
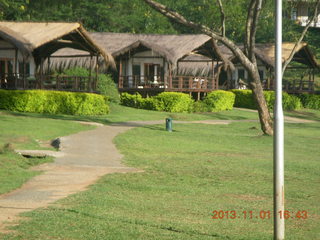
[0,74,96,92]
[118,75,219,93]
[119,75,316,95]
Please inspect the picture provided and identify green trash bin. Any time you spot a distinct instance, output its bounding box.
[166,118,173,132]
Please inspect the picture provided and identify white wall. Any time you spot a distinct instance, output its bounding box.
[123,50,166,87]
[232,63,267,89]
[292,3,320,27]
[0,40,35,75]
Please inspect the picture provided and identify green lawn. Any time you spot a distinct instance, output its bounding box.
[0,112,94,195]
[4,103,259,124]
[1,109,319,240]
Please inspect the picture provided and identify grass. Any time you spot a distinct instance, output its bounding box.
[0,112,94,195]
[1,109,319,240]
[3,103,259,124]
[284,109,320,122]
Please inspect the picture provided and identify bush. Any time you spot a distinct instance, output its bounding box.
[0,90,109,115]
[298,93,320,110]
[120,92,144,108]
[230,89,256,109]
[153,92,194,113]
[193,101,209,112]
[97,74,120,103]
[203,90,235,112]
[230,89,302,111]
[120,92,194,113]
[282,92,302,111]
[62,67,119,103]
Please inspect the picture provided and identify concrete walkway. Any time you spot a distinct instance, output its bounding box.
[0,117,316,232]
[0,123,141,232]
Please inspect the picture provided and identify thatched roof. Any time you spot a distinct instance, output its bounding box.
[91,32,216,63]
[176,54,215,76]
[50,32,217,70]
[219,42,319,68]
[255,42,319,68]
[0,21,114,67]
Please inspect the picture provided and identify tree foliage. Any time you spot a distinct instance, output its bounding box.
[2,0,319,56]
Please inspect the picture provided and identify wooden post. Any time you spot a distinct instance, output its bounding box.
[189,77,193,89]
[56,76,60,90]
[178,76,183,89]
[164,61,167,89]
[203,77,207,89]
[119,58,123,88]
[212,60,215,89]
[40,57,44,89]
[94,55,99,91]
[88,54,93,92]
[169,64,173,89]
[162,57,165,85]
[47,57,51,75]
[23,58,26,89]
[211,76,215,90]
[14,48,18,88]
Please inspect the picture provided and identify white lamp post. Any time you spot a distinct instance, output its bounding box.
[274,0,285,239]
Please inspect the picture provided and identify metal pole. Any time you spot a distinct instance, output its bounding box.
[274,0,285,239]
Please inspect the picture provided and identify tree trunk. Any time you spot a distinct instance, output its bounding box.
[249,68,273,135]
[143,0,275,135]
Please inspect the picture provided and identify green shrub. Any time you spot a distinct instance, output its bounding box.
[230,89,302,111]
[62,67,119,103]
[282,92,302,110]
[140,97,156,110]
[97,74,120,103]
[230,90,256,109]
[153,92,194,113]
[298,93,320,110]
[203,90,235,112]
[120,92,194,113]
[0,90,109,115]
[120,92,144,108]
[263,91,275,110]
[193,101,209,112]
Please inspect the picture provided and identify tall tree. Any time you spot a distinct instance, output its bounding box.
[144,0,274,135]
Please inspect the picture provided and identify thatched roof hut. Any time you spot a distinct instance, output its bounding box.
[0,21,114,67]
[50,32,217,72]
[219,42,319,68]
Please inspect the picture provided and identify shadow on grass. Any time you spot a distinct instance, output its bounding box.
[4,111,112,125]
[48,207,230,239]
[285,110,320,122]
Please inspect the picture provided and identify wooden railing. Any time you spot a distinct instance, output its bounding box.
[119,75,217,91]
[282,80,315,92]
[119,75,166,89]
[0,74,94,92]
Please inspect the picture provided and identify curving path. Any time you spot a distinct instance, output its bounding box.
[0,117,316,232]
[0,122,141,232]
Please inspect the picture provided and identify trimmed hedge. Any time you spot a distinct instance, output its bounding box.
[153,92,194,113]
[230,90,302,111]
[298,93,320,110]
[0,90,109,115]
[230,89,257,109]
[62,67,120,103]
[203,90,235,112]
[120,92,194,113]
